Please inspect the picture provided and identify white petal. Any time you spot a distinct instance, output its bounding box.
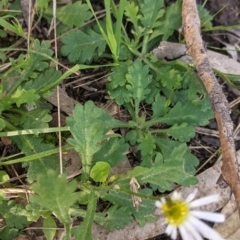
[189,216,225,240]
[172,191,182,200]
[161,197,166,204]
[165,224,172,235]
[166,224,177,239]
[179,225,194,240]
[183,220,204,240]
[191,211,225,223]
[171,226,177,239]
[189,195,219,208]
[185,189,198,203]
[155,200,162,208]
[171,227,177,240]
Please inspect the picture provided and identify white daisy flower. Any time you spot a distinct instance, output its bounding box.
[155,190,225,240]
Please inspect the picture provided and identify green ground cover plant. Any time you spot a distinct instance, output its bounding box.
[0,0,233,239]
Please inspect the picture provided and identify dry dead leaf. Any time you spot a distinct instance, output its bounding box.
[215,211,240,240]
[212,150,240,239]
[207,50,240,75]
[153,41,240,75]
[129,177,142,211]
[64,148,82,178]
[1,137,12,145]
[43,87,78,116]
[20,0,35,27]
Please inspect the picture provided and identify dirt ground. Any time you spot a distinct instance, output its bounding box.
[207,0,240,25]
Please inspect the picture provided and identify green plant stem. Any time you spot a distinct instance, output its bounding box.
[0,126,70,137]
[69,208,86,218]
[6,108,28,115]
[3,113,20,125]
[111,0,127,56]
[201,4,229,30]
[119,187,159,200]
[123,102,137,122]
[88,183,160,201]
[143,118,166,129]
[143,56,162,73]
[134,100,140,122]
[150,129,169,134]
[64,222,71,240]
[39,65,80,94]
[110,119,136,128]
[127,46,142,58]
[0,15,25,38]
[141,34,150,55]
[213,68,240,90]
[0,144,73,165]
[86,0,119,63]
[0,152,23,161]
[203,24,240,32]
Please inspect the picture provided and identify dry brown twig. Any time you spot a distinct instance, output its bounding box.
[182,0,240,217]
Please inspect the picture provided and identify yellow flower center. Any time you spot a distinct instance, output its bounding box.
[162,199,190,226]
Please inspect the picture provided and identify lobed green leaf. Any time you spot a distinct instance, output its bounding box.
[23,68,62,94]
[30,170,78,224]
[101,188,156,226]
[151,94,167,119]
[137,133,156,156]
[61,28,106,63]
[0,200,29,229]
[12,135,59,183]
[156,138,199,176]
[139,0,164,29]
[71,191,97,240]
[43,216,57,240]
[95,205,133,231]
[107,84,131,105]
[126,59,152,104]
[19,108,52,129]
[165,123,195,142]
[67,101,120,176]
[161,101,213,126]
[155,0,182,40]
[57,1,92,28]
[124,1,140,30]
[11,87,39,107]
[92,137,129,167]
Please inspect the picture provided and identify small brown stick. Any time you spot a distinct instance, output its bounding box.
[182,0,240,217]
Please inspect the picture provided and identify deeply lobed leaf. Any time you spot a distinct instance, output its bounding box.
[157,0,182,40]
[1,40,53,96]
[92,138,129,167]
[13,135,59,183]
[139,0,164,29]
[124,1,140,30]
[61,28,106,63]
[95,205,133,231]
[11,87,39,107]
[57,1,92,28]
[126,59,152,104]
[0,200,29,229]
[137,133,156,156]
[30,170,78,224]
[101,188,156,226]
[67,101,120,176]
[160,101,213,126]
